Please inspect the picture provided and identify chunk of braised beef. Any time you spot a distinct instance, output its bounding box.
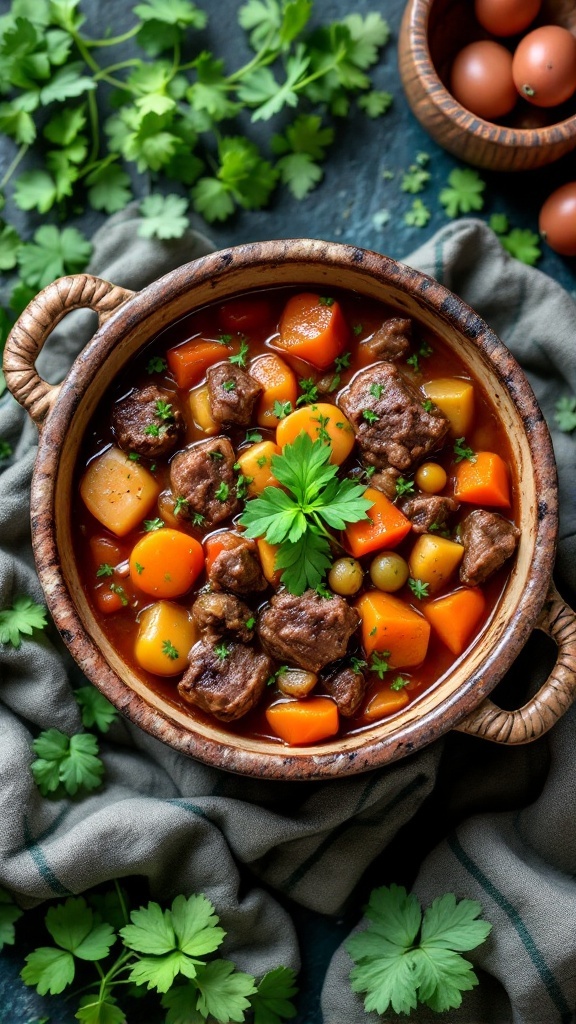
[459,510,520,586]
[361,317,412,362]
[207,363,262,426]
[257,589,360,673]
[338,363,449,471]
[369,466,401,500]
[323,666,367,717]
[170,437,240,526]
[400,494,458,534]
[192,592,254,642]
[207,531,267,595]
[112,385,184,459]
[178,639,272,721]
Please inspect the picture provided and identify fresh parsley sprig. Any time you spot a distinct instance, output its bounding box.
[347,884,492,1016]
[239,432,372,595]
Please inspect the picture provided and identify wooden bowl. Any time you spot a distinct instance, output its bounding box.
[4,239,576,779]
[399,0,576,171]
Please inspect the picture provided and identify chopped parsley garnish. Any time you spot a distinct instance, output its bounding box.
[319,296,335,306]
[245,616,256,631]
[162,640,179,661]
[408,578,429,600]
[422,399,435,412]
[192,513,206,527]
[453,437,476,463]
[297,378,320,406]
[240,432,372,595]
[390,675,409,691]
[215,482,230,501]
[335,351,352,371]
[222,379,236,391]
[256,454,269,468]
[144,422,161,437]
[406,353,420,373]
[350,656,368,673]
[214,642,230,661]
[312,412,331,443]
[109,583,128,606]
[353,324,363,336]
[428,521,450,538]
[134,562,144,575]
[363,465,376,479]
[274,399,293,419]
[395,477,415,497]
[228,339,250,367]
[209,450,224,460]
[155,399,174,420]
[173,496,189,515]
[419,341,433,358]
[128,452,140,462]
[370,382,384,399]
[143,518,165,532]
[316,583,333,599]
[370,650,391,679]
[146,356,167,374]
[362,409,379,424]
[96,563,114,578]
[217,333,233,345]
[236,474,253,500]
[246,429,263,444]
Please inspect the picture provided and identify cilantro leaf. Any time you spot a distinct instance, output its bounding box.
[347,884,491,1016]
[86,164,133,214]
[357,89,393,117]
[39,62,96,105]
[249,46,310,122]
[0,594,47,648]
[0,887,23,950]
[275,152,323,199]
[45,896,116,961]
[13,170,57,213]
[138,193,189,239]
[21,946,76,996]
[500,228,541,266]
[439,168,485,217]
[250,966,298,1024]
[133,0,207,27]
[194,960,257,1021]
[31,729,105,796]
[554,395,576,432]
[18,224,92,290]
[75,686,118,733]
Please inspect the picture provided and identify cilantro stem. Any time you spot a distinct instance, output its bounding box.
[94,59,144,79]
[0,143,29,191]
[226,32,279,84]
[114,877,130,926]
[70,30,102,75]
[310,511,346,551]
[85,25,141,47]
[86,91,100,166]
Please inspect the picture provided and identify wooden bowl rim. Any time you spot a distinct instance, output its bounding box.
[403,0,576,142]
[29,239,558,779]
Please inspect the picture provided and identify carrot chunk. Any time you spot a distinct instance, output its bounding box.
[167,339,229,390]
[356,589,431,667]
[276,403,355,465]
[266,697,339,745]
[345,488,412,558]
[218,297,273,333]
[249,353,298,428]
[93,584,126,615]
[277,292,349,369]
[423,587,486,655]
[454,451,511,507]
[129,529,204,598]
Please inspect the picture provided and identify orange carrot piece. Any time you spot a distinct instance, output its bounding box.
[218,296,273,333]
[249,353,298,428]
[454,451,511,507]
[345,488,412,558]
[277,293,349,370]
[355,589,431,667]
[275,403,355,466]
[89,535,123,568]
[362,684,410,722]
[423,587,486,655]
[93,583,127,614]
[167,339,230,390]
[266,697,339,745]
[129,529,204,598]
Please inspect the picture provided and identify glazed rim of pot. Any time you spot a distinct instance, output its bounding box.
[28,239,557,779]
[405,0,576,139]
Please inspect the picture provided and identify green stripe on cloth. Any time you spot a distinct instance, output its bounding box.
[283,773,428,894]
[169,798,212,821]
[448,833,573,1023]
[23,816,72,897]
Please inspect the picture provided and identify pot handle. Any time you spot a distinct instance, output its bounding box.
[3,274,135,426]
[455,582,576,744]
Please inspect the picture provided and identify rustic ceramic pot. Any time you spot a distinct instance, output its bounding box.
[398,0,576,171]
[4,239,576,779]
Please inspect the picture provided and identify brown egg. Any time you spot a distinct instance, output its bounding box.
[539,183,576,256]
[512,26,576,107]
[450,41,518,120]
[475,0,541,37]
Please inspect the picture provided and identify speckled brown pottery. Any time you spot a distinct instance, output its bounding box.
[398,0,576,171]
[4,240,576,780]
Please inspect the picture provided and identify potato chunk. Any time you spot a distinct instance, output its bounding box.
[422,378,474,436]
[80,446,160,536]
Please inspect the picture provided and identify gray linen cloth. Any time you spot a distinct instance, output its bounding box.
[1,210,575,1023]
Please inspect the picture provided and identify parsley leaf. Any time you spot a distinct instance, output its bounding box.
[0,887,23,951]
[0,594,47,648]
[347,884,491,1016]
[404,198,431,227]
[31,730,105,797]
[21,896,115,996]
[195,959,257,1020]
[439,168,485,218]
[408,577,429,600]
[401,164,430,194]
[554,395,576,432]
[18,224,92,290]
[500,228,541,266]
[139,193,189,239]
[453,437,476,463]
[240,432,371,594]
[75,686,118,733]
[249,966,298,1024]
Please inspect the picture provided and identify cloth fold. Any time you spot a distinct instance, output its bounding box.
[1,210,575,1023]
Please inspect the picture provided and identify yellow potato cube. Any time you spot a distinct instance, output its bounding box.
[189,383,219,435]
[80,446,160,536]
[237,441,280,496]
[408,534,464,594]
[422,377,475,436]
[135,601,196,676]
